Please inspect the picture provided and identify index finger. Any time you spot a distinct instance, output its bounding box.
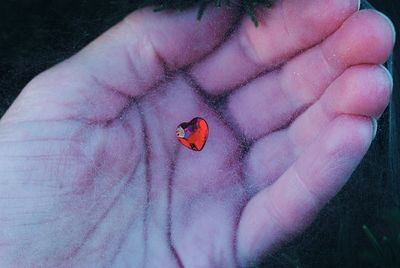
[73,5,238,97]
[0,5,238,124]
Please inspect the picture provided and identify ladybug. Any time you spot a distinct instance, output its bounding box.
[176,117,209,151]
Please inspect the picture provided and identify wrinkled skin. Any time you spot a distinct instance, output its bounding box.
[0,1,395,267]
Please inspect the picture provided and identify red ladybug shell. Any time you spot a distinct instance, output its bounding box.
[176,117,209,151]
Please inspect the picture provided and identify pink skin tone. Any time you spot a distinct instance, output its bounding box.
[0,0,395,267]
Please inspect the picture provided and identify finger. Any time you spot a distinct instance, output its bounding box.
[1,6,238,124]
[190,0,360,94]
[237,115,374,266]
[226,10,395,140]
[75,6,238,96]
[245,64,392,191]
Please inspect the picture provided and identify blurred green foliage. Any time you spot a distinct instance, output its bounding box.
[361,209,400,268]
[139,0,274,25]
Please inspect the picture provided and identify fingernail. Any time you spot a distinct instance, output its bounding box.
[376,65,393,119]
[373,10,396,46]
[379,64,394,93]
[371,118,378,139]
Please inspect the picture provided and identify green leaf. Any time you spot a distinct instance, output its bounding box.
[197,1,208,20]
[362,225,384,259]
[147,0,275,27]
[244,0,259,27]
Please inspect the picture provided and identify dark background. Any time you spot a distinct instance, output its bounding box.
[0,1,399,267]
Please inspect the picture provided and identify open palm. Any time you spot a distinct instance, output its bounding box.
[0,1,395,267]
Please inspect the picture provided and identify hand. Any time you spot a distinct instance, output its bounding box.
[0,1,394,267]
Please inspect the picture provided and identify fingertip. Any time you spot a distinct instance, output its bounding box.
[324,115,373,158]
[371,10,396,47]
[353,10,395,59]
[329,64,393,118]
[321,9,395,70]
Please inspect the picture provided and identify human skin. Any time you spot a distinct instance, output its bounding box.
[0,0,395,267]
